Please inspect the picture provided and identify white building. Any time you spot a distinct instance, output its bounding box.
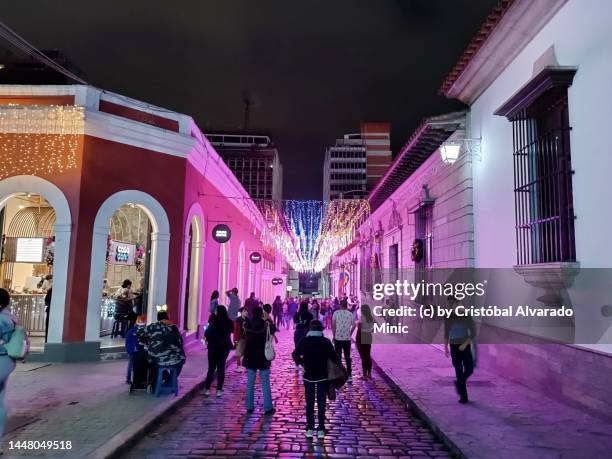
[439,0,612,421]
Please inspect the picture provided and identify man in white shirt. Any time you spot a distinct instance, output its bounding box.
[332,299,356,382]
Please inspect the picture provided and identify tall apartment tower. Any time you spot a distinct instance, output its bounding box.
[207,133,283,200]
[323,122,391,201]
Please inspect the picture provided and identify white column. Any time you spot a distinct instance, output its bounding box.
[47,222,71,343]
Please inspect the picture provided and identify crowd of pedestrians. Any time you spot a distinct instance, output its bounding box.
[199,288,380,438]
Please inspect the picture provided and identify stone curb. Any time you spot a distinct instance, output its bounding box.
[88,350,235,459]
[372,357,467,459]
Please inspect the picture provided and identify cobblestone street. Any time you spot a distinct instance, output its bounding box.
[123,329,451,459]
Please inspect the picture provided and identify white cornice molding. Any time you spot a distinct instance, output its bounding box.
[446,0,569,104]
[84,109,195,158]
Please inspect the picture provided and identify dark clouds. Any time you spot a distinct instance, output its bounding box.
[0,0,497,198]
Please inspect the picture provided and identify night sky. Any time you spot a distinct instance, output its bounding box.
[0,0,498,199]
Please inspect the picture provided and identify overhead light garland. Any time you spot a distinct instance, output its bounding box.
[0,104,85,180]
[259,199,369,273]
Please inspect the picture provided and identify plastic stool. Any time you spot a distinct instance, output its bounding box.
[154,367,179,397]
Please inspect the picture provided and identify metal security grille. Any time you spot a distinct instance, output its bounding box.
[512,92,576,265]
[416,204,433,270]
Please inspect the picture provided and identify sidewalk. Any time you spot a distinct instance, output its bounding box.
[2,341,211,459]
[371,343,612,459]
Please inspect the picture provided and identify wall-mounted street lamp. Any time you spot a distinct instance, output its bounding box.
[440,138,482,165]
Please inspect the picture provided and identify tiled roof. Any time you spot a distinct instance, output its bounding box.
[439,0,515,96]
[367,112,465,212]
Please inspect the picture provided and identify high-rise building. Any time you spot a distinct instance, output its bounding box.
[322,122,391,201]
[207,133,283,200]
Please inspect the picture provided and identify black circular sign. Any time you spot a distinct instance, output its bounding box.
[212,224,231,243]
[272,277,283,285]
[249,252,262,263]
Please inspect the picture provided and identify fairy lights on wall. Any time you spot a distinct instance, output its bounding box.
[259,199,369,273]
[0,105,85,180]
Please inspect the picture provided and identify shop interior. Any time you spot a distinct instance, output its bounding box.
[0,195,152,351]
[100,203,152,348]
[0,193,54,351]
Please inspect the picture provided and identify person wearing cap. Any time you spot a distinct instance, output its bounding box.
[125,314,147,384]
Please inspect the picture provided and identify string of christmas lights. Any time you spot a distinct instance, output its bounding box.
[0,105,84,180]
[258,199,369,273]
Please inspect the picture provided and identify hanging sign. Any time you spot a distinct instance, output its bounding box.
[272,277,283,285]
[250,252,262,263]
[212,224,231,243]
[107,240,136,265]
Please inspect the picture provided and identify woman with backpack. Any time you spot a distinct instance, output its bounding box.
[0,288,18,439]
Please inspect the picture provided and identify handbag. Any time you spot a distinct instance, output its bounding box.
[327,359,347,387]
[4,320,30,361]
[264,323,276,361]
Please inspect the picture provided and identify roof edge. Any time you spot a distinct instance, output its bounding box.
[439,0,568,104]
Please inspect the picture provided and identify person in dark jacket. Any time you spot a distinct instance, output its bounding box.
[244,292,258,318]
[243,306,276,415]
[444,295,476,404]
[124,314,147,384]
[292,320,340,439]
[293,301,314,348]
[272,296,283,329]
[204,305,234,397]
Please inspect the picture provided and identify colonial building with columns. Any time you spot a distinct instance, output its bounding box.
[0,85,286,361]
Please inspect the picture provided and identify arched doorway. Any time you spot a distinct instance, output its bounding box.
[85,190,170,341]
[182,211,203,333]
[219,240,230,304]
[0,175,71,345]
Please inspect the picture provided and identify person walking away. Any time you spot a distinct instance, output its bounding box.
[263,304,279,344]
[332,299,355,382]
[244,292,258,318]
[318,302,326,329]
[293,301,314,348]
[209,290,220,318]
[283,299,291,330]
[356,304,374,379]
[272,296,283,329]
[204,305,234,397]
[243,306,276,415]
[292,320,340,439]
[226,288,241,320]
[287,297,298,329]
[44,286,52,343]
[311,300,320,321]
[234,307,248,371]
[124,314,147,384]
[444,295,476,404]
[0,289,17,444]
[137,310,186,387]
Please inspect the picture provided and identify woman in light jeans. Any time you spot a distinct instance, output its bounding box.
[242,306,276,415]
[0,289,17,442]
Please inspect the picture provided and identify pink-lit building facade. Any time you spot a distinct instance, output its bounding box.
[332,0,612,422]
[0,84,286,361]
